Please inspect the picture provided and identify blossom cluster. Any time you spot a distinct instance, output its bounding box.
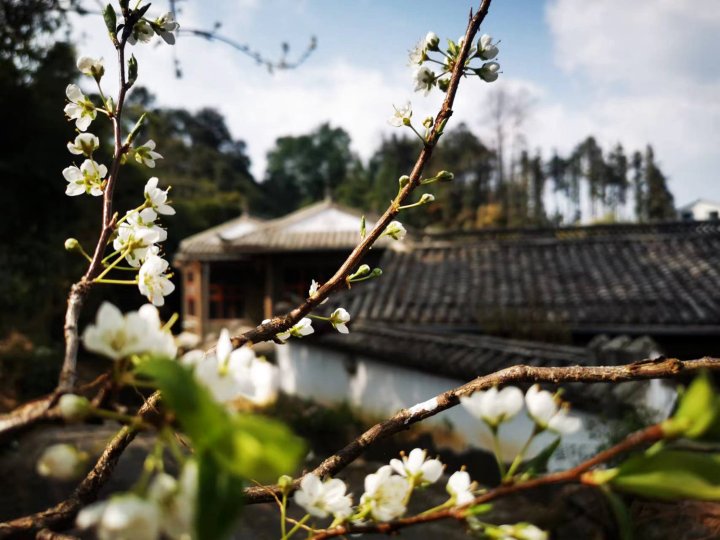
[292,448,547,538]
[77,460,197,540]
[460,384,582,435]
[63,50,176,305]
[410,31,501,96]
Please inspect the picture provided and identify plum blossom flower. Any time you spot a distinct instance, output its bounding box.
[273,317,314,343]
[424,31,440,51]
[67,133,99,156]
[525,385,582,434]
[82,302,177,360]
[153,12,180,45]
[36,444,88,481]
[128,19,154,45]
[293,474,353,520]
[63,159,107,196]
[360,465,410,522]
[478,61,501,82]
[329,308,351,334]
[446,470,475,506]
[193,329,278,405]
[309,280,328,304]
[148,460,198,539]
[460,386,524,428]
[77,56,104,80]
[408,42,426,65]
[114,208,166,267]
[135,140,163,168]
[389,448,443,486]
[413,66,436,95]
[144,177,175,215]
[388,101,412,127]
[478,34,499,60]
[383,221,407,241]
[138,255,175,306]
[497,523,548,540]
[76,495,161,540]
[64,84,96,131]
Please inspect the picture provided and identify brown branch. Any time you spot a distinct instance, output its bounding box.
[310,424,665,538]
[57,18,133,394]
[242,356,717,503]
[227,0,494,351]
[0,393,160,539]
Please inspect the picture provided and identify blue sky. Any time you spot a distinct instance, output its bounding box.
[71,0,720,207]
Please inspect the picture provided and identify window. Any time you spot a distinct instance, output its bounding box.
[209,284,245,320]
[710,211,719,221]
[187,298,196,316]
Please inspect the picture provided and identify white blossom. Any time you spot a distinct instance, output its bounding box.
[83,302,177,361]
[329,308,351,334]
[128,20,154,45]
[144,177,175,215]
[114,208,166,267]
[424,31,440,50]
[36,444,87,481]
[194,329,278,405]
[389,448,443,486]
[309,280,328,304]
[63,159,107,196]
[408,42,426,65]
[460,386,524,428]
[64,84,96,131]
[138,255,175,306]
[478,61,501,82]
[478,34,499,60]
[274,317,314,343]
[77,56,104,79]
[148,461,198,540]
[67,133,99,156]
[360,465,410,522]
[76,495,161,540]
[388,101,412,127]
[58,393,91,422]
[498,523,548,540]
[293,474,353,520]
[525,385,582,434]
[383,221,407,241]
[153,12,180,45]
[413,66,436,95]
[135,140,164,168]
[446,470,475,506]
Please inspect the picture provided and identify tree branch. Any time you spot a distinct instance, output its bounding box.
[242,356,716,503]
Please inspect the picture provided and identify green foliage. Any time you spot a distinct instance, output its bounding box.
[608,449,720,501]
[197,452,247,540]
[663,371,720,439]
[136,358,305,483]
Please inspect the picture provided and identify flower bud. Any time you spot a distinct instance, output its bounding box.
[419,193,435,204]
[425,32,440,51]
[278,474,294,496]
[58,394,91,422]
[370,268,383,278]
[355,264,370,277]
[422,116,434,129]
[437,78,451,92]
[398,175,410,189]
[436,170,454,183]
[64,238,80,251]
[37,444,87,481]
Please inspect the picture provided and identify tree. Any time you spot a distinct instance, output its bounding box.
[260,123,354,216]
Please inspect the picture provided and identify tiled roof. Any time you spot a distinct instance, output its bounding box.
[345,222,720,332]
[176,200,388,261]
[317,321,590,382]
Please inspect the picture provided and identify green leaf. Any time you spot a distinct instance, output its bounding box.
[127,54,138,87]
[663,372,718,439]
[103,4,117,38]
[601,487,634,540]
[136,358,305,483]
[465,503,492,516]
[610,449,720,501]
[196,451,246,540]
[522,437,561,477]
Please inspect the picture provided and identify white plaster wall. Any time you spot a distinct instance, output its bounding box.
[277,343,610,471]
[680,200,720,220]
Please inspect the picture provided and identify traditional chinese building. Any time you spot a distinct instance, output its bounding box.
[173,199,386,337]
